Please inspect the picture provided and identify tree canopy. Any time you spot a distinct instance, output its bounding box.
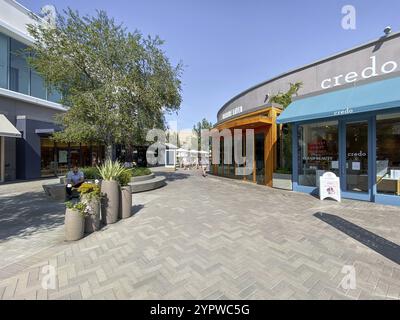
[193,118,213,149]
[27,9,183,159]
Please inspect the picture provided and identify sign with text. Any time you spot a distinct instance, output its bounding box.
[320,172,341,202]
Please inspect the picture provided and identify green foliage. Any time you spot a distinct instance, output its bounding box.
[81,167,100,180]
[270,83,301,172]
[97,160,126,181]
[275,168,292,175]
[130,167,152,177]
[27,9,183,157]
[270,82,302,109]
[65,201,86,215]
[78,182,101,199]
[193,118,213,149]
[117,169,132,186]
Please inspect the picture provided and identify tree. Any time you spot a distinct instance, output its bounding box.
[193,118,213,150]
[270,82,302,171]
[27,9,182,160]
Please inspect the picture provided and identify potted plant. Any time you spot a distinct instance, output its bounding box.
[118,169,132,219]
[97,160,126,225]
[65,202,86,241]
[78,182,102,233]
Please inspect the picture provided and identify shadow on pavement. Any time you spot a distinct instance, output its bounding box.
[132,204,145,216]
[314,212,400,265]
[154,171,191,182]
[0,191,65,241]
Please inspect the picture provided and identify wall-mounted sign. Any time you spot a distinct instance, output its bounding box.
[222,106,243,120]
[59,150,68,164]
[321,56,398,90]
[352,162,361,171]
[320,172,341,202]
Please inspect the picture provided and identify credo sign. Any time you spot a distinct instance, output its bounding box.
[320,172,341,202]
[321,56,398,89]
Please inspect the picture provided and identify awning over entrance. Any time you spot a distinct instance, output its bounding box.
[277,76,400,124]
[0,114,21,138]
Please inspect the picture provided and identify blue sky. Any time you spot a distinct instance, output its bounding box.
[19,0,400,130]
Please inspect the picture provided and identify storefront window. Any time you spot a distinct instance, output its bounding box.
[376,113,400,196]
[40,137,56,177]
[31,70,47,100]
[10,39,29,95]
[298,121,339,187]
[0,33,8,89]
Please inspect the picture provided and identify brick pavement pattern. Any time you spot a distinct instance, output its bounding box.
[0,169,400,300]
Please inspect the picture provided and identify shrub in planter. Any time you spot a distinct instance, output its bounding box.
[65,202,86,241]
[130,167,152,177]
[81,167,101,181]
[97,160,126,225]
[78,182,102,233]
[117,170,132,219]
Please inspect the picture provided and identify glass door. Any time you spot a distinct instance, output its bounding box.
[255,133,265,185]
[345,121,369,193]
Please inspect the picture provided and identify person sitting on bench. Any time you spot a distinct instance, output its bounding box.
[66,166,85,200]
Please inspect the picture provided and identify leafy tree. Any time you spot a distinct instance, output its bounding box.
[27,9,182,160]
[193,118,213,150]
[270,82,302,171]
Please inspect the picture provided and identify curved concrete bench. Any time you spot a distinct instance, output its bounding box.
[129,176,166,193]
[130,173,155,183]
[43,183,67,201]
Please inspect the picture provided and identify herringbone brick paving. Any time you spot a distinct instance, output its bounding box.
[0,169,400,299]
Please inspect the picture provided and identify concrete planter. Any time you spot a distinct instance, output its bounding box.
[120,186,132,219]
[273,173,293,190]
[81,196,101,233]
[101,180,120,225]
[65,208,85,241]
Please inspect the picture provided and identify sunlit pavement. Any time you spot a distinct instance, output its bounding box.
[0,168,399,300]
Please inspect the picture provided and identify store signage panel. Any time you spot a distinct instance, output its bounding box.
[320,172,341,202]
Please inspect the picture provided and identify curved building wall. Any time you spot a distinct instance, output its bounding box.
[217,32,400,123]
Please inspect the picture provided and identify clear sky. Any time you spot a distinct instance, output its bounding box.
[18,0,400,130]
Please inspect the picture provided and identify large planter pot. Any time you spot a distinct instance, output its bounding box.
[81,196,101,233]
[120,186,132,219]
[101,180,120,225]
[273,173,293,190]
[65,208,85,241]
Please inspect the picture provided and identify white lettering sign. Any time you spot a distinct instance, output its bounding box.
[321,56,398,89]
[320,172,341,202]
[222,106,243,120]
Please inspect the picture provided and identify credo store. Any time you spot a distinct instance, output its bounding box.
[216,31,400,206]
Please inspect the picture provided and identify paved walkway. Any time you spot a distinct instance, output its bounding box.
[0,169,400,300]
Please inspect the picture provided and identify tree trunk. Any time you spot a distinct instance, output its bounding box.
[105,143,115,161]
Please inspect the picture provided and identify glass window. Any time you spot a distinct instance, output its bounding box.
[10,39,30,95]
[298,121,339,187]
[31,70,47,100]
[48,88,62,103]
[376,113,400,196]
[0,33,8,89]
[40,137,56,177]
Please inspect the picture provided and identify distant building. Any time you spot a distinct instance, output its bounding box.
[0,0,104,182]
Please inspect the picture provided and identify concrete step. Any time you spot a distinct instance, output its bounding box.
[128,176,166,193]
[130,173,155,183]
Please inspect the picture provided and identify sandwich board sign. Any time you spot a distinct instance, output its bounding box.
[320,172,341,202]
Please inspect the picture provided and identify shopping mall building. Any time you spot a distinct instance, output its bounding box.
[214,30,400,206]
[0,0,104,182]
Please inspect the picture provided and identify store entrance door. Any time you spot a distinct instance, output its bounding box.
[342,119,372,201]
[255,132,265,185]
